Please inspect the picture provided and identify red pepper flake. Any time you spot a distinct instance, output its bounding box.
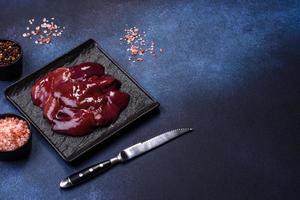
[120,26,163,63]
[22,17,65,45]
[0,117,30,151]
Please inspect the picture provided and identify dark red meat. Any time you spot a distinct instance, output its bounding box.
[31,62,130,136]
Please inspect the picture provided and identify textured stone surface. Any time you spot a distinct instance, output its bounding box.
[0,0,299,199]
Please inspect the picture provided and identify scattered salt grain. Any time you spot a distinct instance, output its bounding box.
[22,17,65,45]
[120,26,163,63]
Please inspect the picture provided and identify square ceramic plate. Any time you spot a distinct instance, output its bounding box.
[5,39,159,162]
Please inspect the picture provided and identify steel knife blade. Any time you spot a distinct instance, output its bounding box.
[121,127,193,160]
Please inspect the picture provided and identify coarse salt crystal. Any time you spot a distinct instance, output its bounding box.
[0,117,30,151]
[22,17,65,44]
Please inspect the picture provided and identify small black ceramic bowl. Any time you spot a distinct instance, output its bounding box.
[0,113,32,161]
[0,39,23,81]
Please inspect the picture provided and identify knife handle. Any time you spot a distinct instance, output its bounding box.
[60,154,123,189]
[71,160,113,184]
[60,159,116,189]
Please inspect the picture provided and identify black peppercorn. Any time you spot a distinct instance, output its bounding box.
[0,41,21,66]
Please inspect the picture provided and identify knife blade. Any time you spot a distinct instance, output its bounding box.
[60,128,193,189]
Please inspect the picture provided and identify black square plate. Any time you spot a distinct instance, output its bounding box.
[5,39,159,162]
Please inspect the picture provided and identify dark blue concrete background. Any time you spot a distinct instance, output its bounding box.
[0,0,299,199]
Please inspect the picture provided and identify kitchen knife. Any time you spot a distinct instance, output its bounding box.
[60,128,193,189]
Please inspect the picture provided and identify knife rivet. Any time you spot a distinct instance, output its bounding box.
[79,173,83,177]
[89,168,94,172]
[99,164,103,167]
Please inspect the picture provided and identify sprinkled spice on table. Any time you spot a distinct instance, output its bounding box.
[120,26,163,62]
[22,17,65,44]
[0,41,21,65]
[0,117,30,151]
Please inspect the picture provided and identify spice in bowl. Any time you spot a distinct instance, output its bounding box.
[0,117,30,151]
[0,114,31,160]
[0,40,21,66]
[0,39,23,80]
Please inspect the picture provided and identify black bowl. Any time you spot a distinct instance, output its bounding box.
[0,113,32,161]
[0,39,23,81]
